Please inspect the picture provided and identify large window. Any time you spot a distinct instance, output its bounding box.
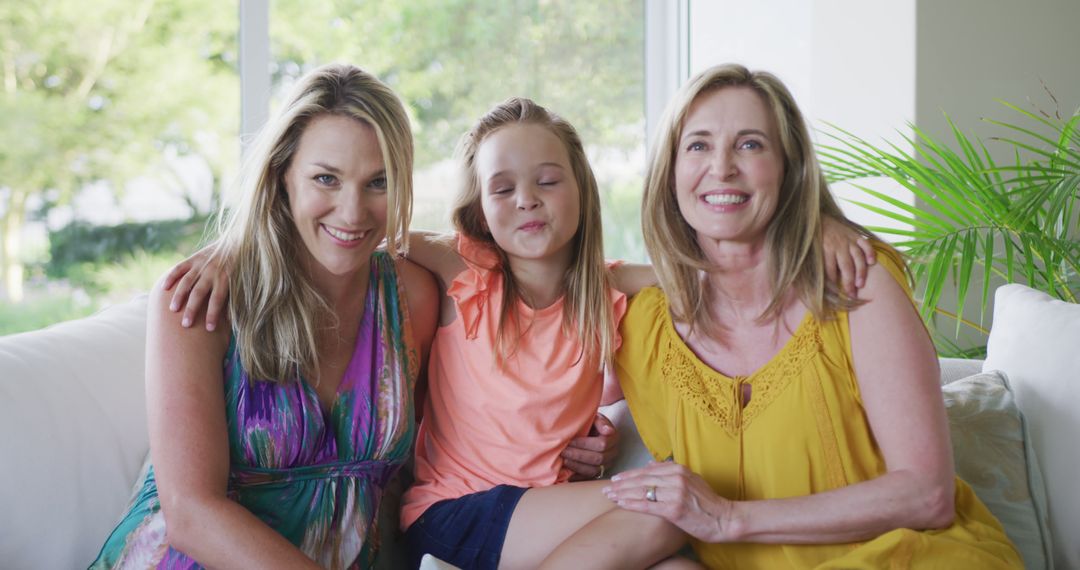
[267,0,647,259]
[0,1,648,335]
[0,0,239,334]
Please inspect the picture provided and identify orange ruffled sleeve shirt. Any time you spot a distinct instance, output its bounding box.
[400,234,627,530]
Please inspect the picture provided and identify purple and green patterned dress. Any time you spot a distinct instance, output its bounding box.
[91,252,418,569]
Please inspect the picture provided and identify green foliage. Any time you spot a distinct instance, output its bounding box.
[0,0,238,196]
[601,171,648,262]
[270,0,644,168]
[0,0,238,300]
[0,292,96,336]
[819,101,1080,353]
[2,1,648,330]
[86,248,192,295]
[269,0,648,261]
[0,249,184,336]
[46,217,208,283]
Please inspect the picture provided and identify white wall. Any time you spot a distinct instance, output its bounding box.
[686,0,917,233]
[916,0,1080,146]
[684,0,1080,348]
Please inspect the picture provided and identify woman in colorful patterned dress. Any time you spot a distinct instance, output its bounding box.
[604,64,1022,568]
[90,63,439,569]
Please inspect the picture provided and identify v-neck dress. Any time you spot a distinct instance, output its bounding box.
[91,252,418,569]
[616,251,1021,569]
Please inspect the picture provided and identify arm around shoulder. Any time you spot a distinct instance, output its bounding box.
[610,263,657,296]
[406,230,466,287]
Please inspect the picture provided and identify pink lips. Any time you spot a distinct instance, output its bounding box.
[518,220,547,232]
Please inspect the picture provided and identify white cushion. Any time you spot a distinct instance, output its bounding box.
[943,370,1052,569]
[939,357,984,385]
[0,296,149,569]
[984,284,1080,569]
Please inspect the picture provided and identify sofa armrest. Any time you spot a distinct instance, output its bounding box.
[0,296,150,568]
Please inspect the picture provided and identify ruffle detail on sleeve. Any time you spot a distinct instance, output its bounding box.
[445,233,503,340]
[606,260,628,351]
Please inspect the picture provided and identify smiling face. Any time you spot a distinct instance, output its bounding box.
[475,123,581,271]
[284,114,388,284]
[674,87,786,247]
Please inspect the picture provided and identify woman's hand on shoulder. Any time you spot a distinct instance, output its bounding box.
[821,217,876,298]
[162,244,232,332]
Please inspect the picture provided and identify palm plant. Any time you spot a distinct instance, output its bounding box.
[818,100,1080,356]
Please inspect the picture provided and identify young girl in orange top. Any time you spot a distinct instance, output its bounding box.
[166,96,875,569]
[396,98,689,569]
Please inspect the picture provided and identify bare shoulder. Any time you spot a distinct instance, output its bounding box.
[610,263,658,296]
[147,275,231,353]
[394,257,438,298]
[393,257,439,341]
[847,261,938,380]
[848,260,911,313]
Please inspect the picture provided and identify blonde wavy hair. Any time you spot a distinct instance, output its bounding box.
[451,98,616,367]
[216,63,414,383]
[642,63,873,334]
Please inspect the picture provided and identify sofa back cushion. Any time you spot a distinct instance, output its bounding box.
[944,370,1053,569]
[0,296,149,569]
[984,283,1080,569]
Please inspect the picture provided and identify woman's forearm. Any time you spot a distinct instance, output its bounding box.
[164,494,321,569]
[723,469,954,544]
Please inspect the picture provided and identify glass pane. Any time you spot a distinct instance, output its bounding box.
[269,0,646,261]
[0,0,239,334]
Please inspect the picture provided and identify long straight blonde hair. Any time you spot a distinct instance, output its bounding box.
[217,63,414,383]
[451,98,616,367]
[642,63,871,335]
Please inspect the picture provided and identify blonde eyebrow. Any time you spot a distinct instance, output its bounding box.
[486,162,565,183]
[680,128,770,143]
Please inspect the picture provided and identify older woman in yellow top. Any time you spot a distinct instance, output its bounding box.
[605,63,1021,568]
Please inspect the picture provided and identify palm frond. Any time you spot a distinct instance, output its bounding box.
[818,99,1080,354]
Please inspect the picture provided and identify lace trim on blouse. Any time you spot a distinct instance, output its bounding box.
[661,312,824,438]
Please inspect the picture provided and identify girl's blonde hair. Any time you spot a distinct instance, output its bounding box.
[642,63,870,334]
[217,63,414,383]
[451,97,616,367]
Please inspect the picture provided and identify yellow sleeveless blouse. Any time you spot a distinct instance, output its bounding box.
[616,252,1021,569]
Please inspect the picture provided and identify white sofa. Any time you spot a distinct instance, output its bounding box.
[1,284,1076,569]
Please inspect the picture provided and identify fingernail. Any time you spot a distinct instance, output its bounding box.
[206,323,216,332]
[601,486,611,494]
[182,317,191,328]
[169,302,178,311]
[611,474,621,481]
